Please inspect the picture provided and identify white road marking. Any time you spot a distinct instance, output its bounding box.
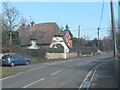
[79,60,110,89]
[0,72,22,80]
[23,78,44,88]
[87,69,97,88]
[76,62,82,66]
[27,66,45,72]
[51,70,62,76]
[59,82,65,87]
[1,66,46,80]
[79,69,93,88]
[68,62,83,68]
[68,65,73,68]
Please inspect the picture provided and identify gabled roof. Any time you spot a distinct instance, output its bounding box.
[18,22,63,45]
[62,30,68,36]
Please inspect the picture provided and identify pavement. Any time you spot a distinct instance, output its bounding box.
[89,59,118,88]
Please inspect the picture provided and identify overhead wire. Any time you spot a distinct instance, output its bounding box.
[98,0,105,29]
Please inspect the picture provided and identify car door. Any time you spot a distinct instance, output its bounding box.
[18,55,25,64]
[13,55,20,65]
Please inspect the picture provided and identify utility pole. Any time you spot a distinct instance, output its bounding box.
[98,27,100,50]
[78,25,80,57]
[110,0,117,58]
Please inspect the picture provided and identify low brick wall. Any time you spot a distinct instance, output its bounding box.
[45,53,64,59]
[66,53,78,58]
[45,52,94,59]
[45,53,78,59]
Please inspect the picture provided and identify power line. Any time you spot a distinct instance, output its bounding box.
[72,27,108,31]
[97,0,104,50]
[99,0,105,28]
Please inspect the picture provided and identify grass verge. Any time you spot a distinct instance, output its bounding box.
[0,70,17,78]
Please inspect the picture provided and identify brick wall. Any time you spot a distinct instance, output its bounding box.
[45,52,94,60]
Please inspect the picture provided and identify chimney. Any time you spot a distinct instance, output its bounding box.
[31,21,35,27]
[22,23,25,26]
[27,24,30,27]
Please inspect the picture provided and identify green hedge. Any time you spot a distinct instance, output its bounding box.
[46,48,64,53]
[10,46,64,62]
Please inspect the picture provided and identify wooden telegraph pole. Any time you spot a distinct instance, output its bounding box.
[110,0,117,58]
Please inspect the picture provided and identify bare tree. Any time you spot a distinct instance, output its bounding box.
[2,2,21,31]
[2,2,21,46]
[0,15,2,50]
[20,17,28,26]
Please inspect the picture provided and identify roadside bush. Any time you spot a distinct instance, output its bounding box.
[10,46,64,62]
[46,48,64,53]
[70,46,97,55]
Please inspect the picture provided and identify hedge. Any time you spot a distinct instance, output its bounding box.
[8,46,64,62]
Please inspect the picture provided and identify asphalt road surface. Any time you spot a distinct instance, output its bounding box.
[2,52,113,88]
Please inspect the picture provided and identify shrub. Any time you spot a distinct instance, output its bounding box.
[46,48,64,53]
[10,46,64,62]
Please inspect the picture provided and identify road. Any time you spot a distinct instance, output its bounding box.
[2,52,113,88]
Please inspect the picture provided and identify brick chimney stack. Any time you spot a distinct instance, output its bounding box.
[31,21,35,27]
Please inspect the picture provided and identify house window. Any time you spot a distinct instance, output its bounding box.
[56,37,60,42]
[66,38,68,42]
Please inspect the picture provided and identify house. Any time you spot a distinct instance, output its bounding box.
[63,30,73,48]
[62,24,73,48]
[50,35,69,53]
[18,22,69,51]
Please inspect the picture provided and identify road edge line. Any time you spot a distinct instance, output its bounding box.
[78,60,111,89]
[1,66,46,80]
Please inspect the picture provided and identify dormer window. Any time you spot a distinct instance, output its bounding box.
[30,39,37,45]
[56,37,60,42]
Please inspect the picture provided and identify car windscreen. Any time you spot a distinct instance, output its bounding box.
[2,55,8,59]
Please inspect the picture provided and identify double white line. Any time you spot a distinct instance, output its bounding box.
[79,60,110,89]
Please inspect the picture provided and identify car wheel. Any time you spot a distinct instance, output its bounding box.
[26,61,29,65]
[10,62,15,67]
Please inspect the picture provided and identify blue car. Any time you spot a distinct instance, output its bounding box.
[2,54,30,67]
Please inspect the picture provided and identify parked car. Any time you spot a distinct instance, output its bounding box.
[2,54,30,67]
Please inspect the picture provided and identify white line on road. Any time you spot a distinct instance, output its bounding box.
[23,78,44,88]
[27,66,46,72]
[87,69,97,89]
[59,82,65,87]
[1,66,46,80]
[79,69,93,89]
[78,60,110,89]
[0,72,22,80]
[76,62,83,66]
[51,70,62,76]
[68,65,73,68]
